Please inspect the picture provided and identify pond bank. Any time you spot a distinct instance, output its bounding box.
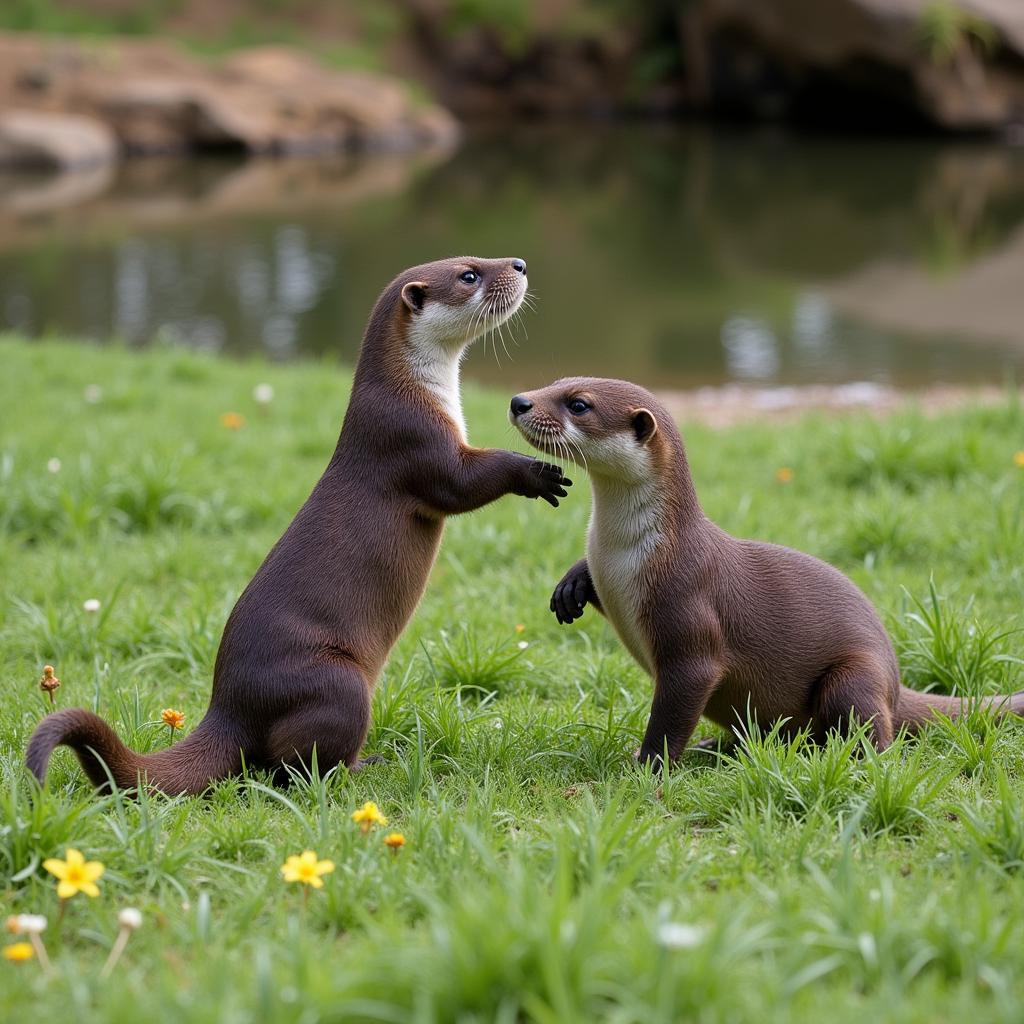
[658,382,1014,427]
[0,33,457,171]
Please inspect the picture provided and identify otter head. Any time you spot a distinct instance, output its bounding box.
[509,377,666,483]
[398,256,528,354]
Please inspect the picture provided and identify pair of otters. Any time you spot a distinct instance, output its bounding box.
[28,256,1024,794]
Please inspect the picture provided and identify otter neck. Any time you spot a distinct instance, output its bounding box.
[346,314,472,446]
[587,447,702,554]
[404,328,469,442]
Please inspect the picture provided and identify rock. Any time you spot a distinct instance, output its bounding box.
[0,110,116,170]
[692,0,1024,130]
[0,33,458,161]
[402,0,1024,130]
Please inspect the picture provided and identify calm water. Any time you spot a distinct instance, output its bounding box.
[3,126,1024,391]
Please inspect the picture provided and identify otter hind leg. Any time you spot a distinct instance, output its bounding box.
[267,663,372,774]
[811,659,895,751]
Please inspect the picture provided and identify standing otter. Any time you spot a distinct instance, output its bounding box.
[27,257,571,794]
[510,377,1023,764]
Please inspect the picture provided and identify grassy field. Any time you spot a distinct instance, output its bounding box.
[2,336,1024,1022]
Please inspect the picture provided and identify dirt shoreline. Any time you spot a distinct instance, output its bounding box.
[656,382,1014,427]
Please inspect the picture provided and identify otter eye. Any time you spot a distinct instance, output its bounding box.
[567,398,591,416]
[459,270,479,284]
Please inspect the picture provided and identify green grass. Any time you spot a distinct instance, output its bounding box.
[2,336,1024,1021]
[0,0,393,74]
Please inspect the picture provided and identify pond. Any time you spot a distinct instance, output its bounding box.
[3,125,1024,392]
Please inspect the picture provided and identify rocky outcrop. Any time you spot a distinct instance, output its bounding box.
[698,0,1024,130]
[0,110,116,170]
[0,34,458,169]
[401,0,1024,130]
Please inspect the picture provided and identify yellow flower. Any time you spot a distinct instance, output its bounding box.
[383,832,406,853]
[3,943,33,962]
[220,412,245,430]
[43,848,105,899]
[514,624,526,634]
[39,665,60,703]
[280,850,335,888]
[351,801,387,834]
[1014,451,1024,468]
[775,467,794,484]
[161,708,185,730]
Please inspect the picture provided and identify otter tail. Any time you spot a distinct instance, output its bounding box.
[895,686,1024,734]
[26,708,243,796]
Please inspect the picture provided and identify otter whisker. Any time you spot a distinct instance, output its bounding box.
[564,434,589,476]
[508,307,527,345]
[495,314,513,364]
[483,298,502,368]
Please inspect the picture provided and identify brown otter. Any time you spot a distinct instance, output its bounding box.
[27,257,571,794]
[510,376,1023,764]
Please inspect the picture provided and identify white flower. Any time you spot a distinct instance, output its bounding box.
[252,383,275,405]
[10,914,47,935]
[84,384,103,404]
[517,640,529,650]
[656,922,706,950]
[118,908,143,931]
[46,458,61,474]
[83,598,101,613]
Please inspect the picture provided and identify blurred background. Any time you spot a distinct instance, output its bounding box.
[2,0,1024,393]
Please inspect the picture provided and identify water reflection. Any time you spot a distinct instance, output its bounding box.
[2,127,1024,389]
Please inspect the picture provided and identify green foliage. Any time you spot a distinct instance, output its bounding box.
[917,1,998,65]
[958,767,1024,872]
[892,579,1023,698]
[441,0,534,56]
[0,0,181,35]
[2,338,1024,1021]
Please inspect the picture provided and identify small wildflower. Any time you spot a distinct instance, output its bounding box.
[1014,451,1024,468]
[517,640,529,650]
[161,708,185,729]
[161,708,185,743]
[514,624,526,633]
[253,383,275,405]
[3,943,33,962]
[220,412,245,430]
[280,851,335,888]
[775,467,794,483]
[100,908,144,979]
[46,457,61,474]
[43,848,105,900]
[118,908,143,931]
[383,833,406,854]
[656,922,706,949]
[5,916,50,971]
[39,665,60,705]
[84,384,104,404]
[5,915,46,936]
[83,598,101,613]
[351,801,387,834]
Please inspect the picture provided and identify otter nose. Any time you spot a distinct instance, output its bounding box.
[510,395,533,417]
[510,258,527,275]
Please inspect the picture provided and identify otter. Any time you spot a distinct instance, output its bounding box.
[510,377,1023,764]
[27,257,571,794]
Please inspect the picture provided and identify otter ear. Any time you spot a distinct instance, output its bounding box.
[631,408,658,445]
[401,281,428,313]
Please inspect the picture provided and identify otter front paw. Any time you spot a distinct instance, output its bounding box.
[550,564,595,624]
[516,459,572,508]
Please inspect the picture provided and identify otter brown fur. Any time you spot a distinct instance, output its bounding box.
[510,376,1023,764]
[27,257,570,794]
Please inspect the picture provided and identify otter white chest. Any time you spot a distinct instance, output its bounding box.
[587,479,661,675]
[404,289,490,443]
